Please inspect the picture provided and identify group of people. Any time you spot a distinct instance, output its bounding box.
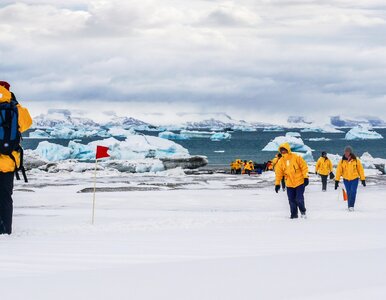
[230,159,255,175]
[230,142,367,219]
[273,143,366,219]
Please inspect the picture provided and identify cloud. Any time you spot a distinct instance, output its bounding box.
[0,0,386,120]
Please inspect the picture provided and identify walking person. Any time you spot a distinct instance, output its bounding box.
[335,146,366,211]
[0,81,32,235]
[274,143,309,219]
[315,151,334,191]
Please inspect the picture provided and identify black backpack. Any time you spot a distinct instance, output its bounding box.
[0,93,27,182]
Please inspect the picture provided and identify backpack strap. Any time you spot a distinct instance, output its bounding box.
[8,148,28,183]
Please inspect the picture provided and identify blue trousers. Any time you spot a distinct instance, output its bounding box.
[286,184,306,217]
[344,178,359,208]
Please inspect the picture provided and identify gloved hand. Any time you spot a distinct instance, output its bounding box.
[329,172,335,180]
[335,181,339,190]
[275,185,280,193]
[362,180,366,187]
[304,178,309,186]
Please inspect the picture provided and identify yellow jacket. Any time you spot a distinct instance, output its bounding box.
[234,159,242,170]
[315,157,333,176]
[336,156,365,181]
[275,143,309,188]
[245,161,254,171]
[0,86,33,172]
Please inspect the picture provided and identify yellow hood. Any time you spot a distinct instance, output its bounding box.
[278,142,292,154]
[0,86,12,103]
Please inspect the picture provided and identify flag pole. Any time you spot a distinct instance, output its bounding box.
[92,158,98,225]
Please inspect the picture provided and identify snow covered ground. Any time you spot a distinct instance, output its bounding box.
[2,170,386,300]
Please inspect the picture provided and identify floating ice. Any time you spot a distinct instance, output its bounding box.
[210,132,231,141]
[286,132,301,137]
[262,135,313,153]
[179,130,214,138]
[345,126,383,140]
[308,137,331,142]
[34,134,190,162]
[158,131,189,140]
[301,125,343,133]
[263,126,284,132]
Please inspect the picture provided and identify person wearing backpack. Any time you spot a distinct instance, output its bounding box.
[335,146,366,212]
[315,151,334,192]
[0,81,32,235]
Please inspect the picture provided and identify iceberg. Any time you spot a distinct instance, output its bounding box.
[28,129,52,139]
[300,125,343,133]
[34,141,73,161]
[34,134,190,162]
[179,130,214,138]
[286,132,301,138]
[210,132,231,141]
[308,137,331,142]
[158,131,190,140]
[263,126,284,132]
[298,151,314,163]
[107,127,135,138]
[232,126,256,132]
[359,152,386,169]
[262,135,313,153]
[345,126,383,140]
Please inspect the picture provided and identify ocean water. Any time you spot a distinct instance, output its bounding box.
[22,128,386,166]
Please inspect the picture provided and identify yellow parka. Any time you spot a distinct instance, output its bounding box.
[245,161,254,171]
[275,143,309,188]
[233,159,241,170]
[336,156,365,182]
[315,157,333,176]
[0,86,33,172]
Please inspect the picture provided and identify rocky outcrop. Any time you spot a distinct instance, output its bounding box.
[160,156,208,170]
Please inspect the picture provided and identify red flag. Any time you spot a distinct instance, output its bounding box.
[96,145,110,159]
[342,189,348,201]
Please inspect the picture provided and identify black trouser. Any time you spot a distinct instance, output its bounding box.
[0,172,14,235]
[321,175,328,191]
[287,184,306,218]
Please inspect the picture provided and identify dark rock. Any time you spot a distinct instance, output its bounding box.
[161,156,208,170]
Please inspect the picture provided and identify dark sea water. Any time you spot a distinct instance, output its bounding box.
[22,128,386,166]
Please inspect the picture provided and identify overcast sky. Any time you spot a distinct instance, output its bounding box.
[1,0,386,122]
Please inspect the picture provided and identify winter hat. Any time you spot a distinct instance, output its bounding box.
[344,146,353,153]
[321,151,327,156]
[0,81,10,90]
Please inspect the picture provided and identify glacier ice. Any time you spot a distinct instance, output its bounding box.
[345,126,383,140]
[210,132,231,141]
[262,135,313,153]
[158,131,190,140]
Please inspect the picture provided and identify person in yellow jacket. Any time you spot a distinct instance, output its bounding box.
[234,159,242,174]
[335,146,366,211]
[315,151,334,192]
[230,161,235,174]
[244,160,254,176]
[271,154,279,169]
[274,143,309,219]
[0,81,32,234]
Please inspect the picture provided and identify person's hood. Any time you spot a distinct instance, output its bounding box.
[0,86,11,103]
[278,142,292,154]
